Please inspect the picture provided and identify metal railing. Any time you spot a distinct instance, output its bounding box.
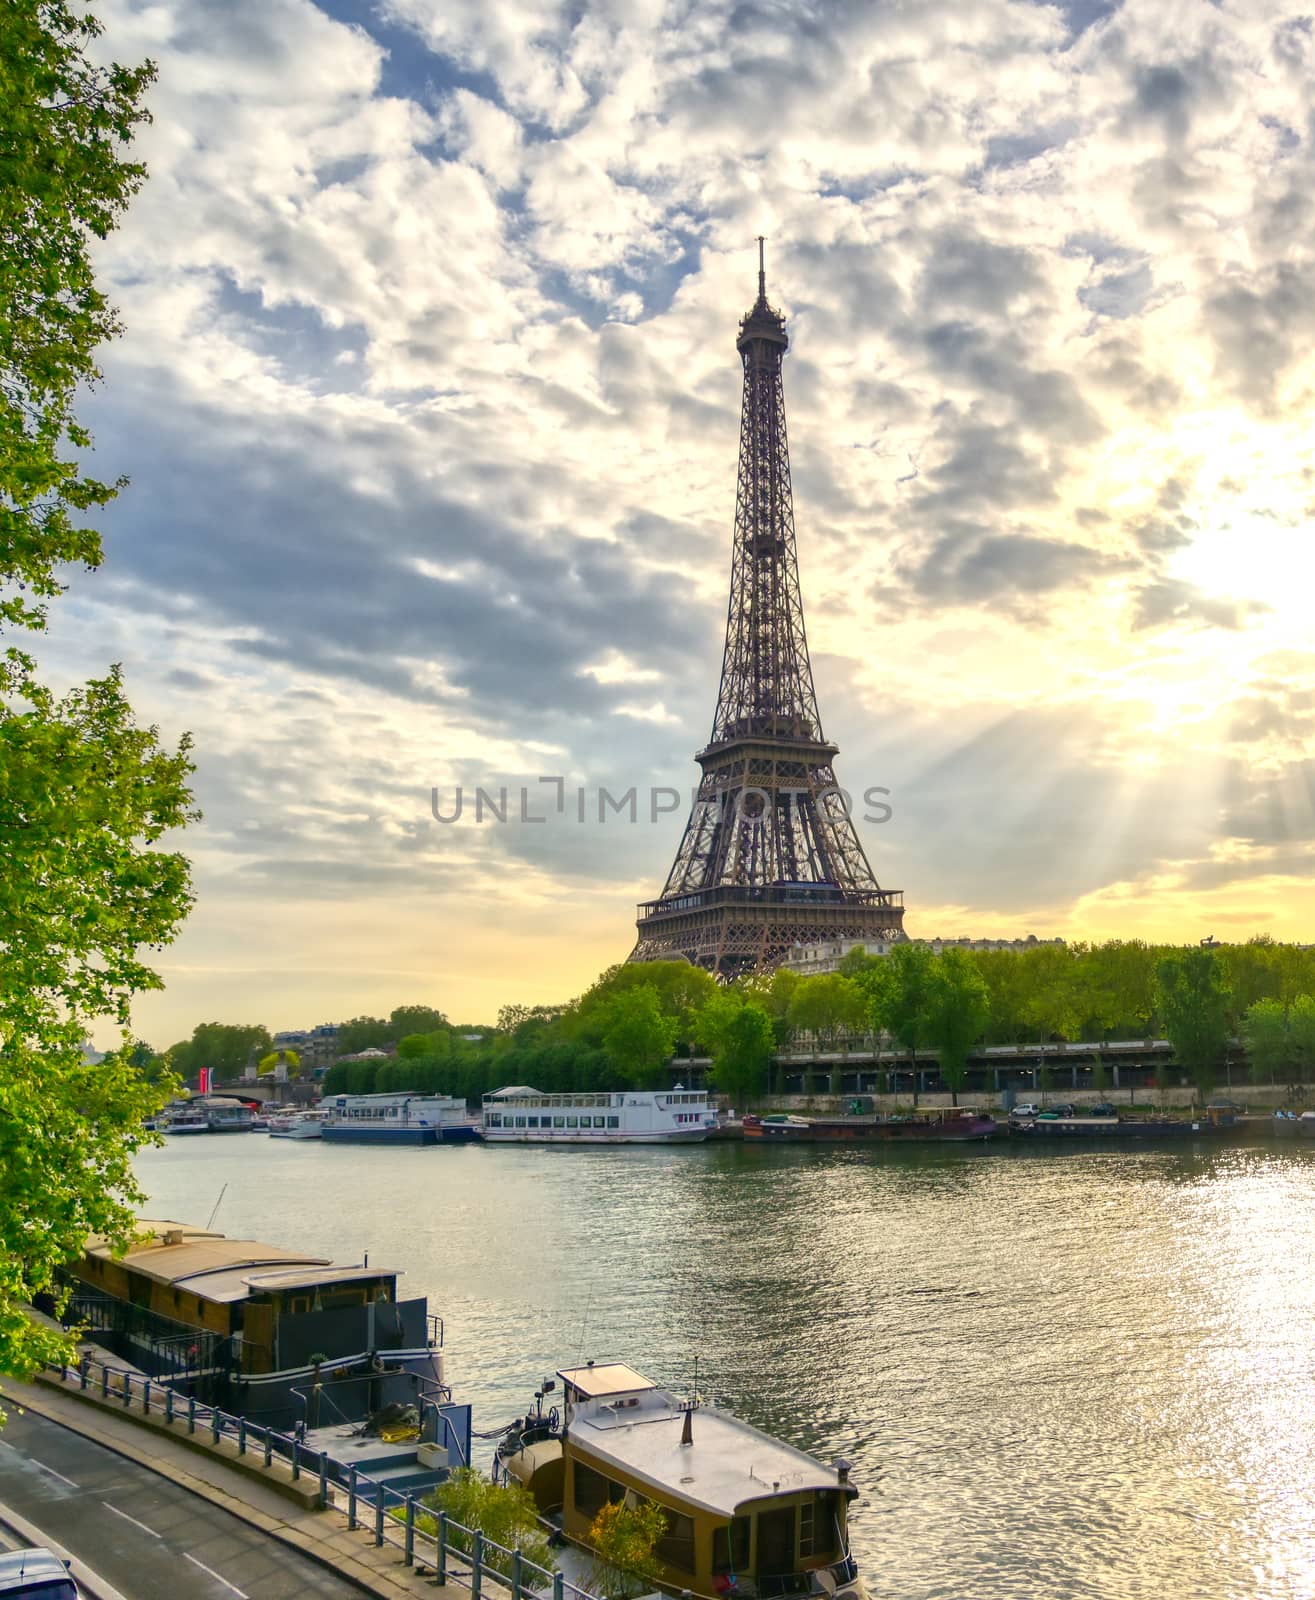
[45,1352,599,1598]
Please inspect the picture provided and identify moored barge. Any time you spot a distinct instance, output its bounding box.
[497,1362,867,1600]
[742,1110,999,1143]
[65,1219,453,1430]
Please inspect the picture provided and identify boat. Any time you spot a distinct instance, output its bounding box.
[741,1109,999,1143]
[203,1096,255,1132]
[481,1086,717,1144]
[321,1091,480,1146]
[269,1108,329,1140]
[496,1362,867,1600]
[64,1218,455,1432]
[1272,1110,1301,1138]
[163,1102,209,1134]
[1008,1111,1227,1139]
[1300,1111,1315,1140]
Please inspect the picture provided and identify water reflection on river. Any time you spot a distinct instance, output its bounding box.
[136,1137,1315,1600]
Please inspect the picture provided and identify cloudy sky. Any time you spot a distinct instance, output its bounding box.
[60,0,1315,1044]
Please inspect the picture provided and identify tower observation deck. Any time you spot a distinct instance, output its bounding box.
[629,244,905,978]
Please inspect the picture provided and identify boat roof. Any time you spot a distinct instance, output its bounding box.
[84,1220,398,1304]
[559,1363,657,1398]
[487,1085,543,1099]
[565,1376,852,1519]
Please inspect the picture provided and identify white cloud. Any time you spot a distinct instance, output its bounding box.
[58,0,1315,1038]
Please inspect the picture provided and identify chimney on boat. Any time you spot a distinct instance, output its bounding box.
[680,1403,694,1447]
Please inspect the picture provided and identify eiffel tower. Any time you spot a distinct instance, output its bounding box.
[629,243,906,978]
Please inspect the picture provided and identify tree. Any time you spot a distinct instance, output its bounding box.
[1019,945,1082,1042]
[786,975,864,1048]
[257,1047,299,1076]
[924,950,989,1104]
[2,691,193,1386]
[1,0,155,645]
[389,1004,447,1037]
[699,992,773,1108]
[421,1469,551,1580]
[587,1499,668,1600]
[336,1016,393,1055]
[172,1022,271,1082]
[597,986,676,1087]
[1155,948,1231,1103]
[882,942,936,1103]
[1288,995,1315,1086]
[1242,998,1288,1085]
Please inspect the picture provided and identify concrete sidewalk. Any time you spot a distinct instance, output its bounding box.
[0,1373,459,1600]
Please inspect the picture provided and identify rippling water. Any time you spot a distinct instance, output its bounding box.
[135,1137,1315,1600]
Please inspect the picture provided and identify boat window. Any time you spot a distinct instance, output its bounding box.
[607,1117,619,1128]
[525,1116,538,1128]
[657,1511,696,1572]
[554,1117,565,1128]
[566,1116,578,1129]
[573,1462,612,1519]
[515,1117,526,1128]
[488,1115,502,1128]
[800,1493,837,1559]
[714,1517,751,1573]
[289,1295,310,1314]
[593,1117,606,1129]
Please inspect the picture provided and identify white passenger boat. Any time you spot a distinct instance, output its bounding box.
[268,1109,329,1140]
[164,1103,209,1134]
[482,1086,716,1144]
[322,1091,480,1146]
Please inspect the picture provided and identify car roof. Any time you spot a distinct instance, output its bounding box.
[0,1548,72,1590]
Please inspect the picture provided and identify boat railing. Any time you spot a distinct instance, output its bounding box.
[44,1351,602,1600]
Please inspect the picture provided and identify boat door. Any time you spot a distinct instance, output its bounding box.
[756,1506,796,1577]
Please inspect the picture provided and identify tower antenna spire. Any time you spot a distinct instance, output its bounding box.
[757,236,766,302]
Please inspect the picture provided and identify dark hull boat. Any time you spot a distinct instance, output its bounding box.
[743,1111,999,1143]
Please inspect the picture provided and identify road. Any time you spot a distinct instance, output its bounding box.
[0,1406,366,1599]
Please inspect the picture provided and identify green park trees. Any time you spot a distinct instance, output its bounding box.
[1243,999,1289,1085]
[925,949,990,1104]
[698,991,774,1107]
[1155,948,1232,1103]
[168,1022,271,1081]
[1,1,198,1384]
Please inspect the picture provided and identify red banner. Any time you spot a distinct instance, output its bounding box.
[198,1066,212,1094]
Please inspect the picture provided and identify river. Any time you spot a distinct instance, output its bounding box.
[134,1136,1315,1600]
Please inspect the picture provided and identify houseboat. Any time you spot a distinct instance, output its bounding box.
[497,1362,866,1600]
[741,1109,999,1143]
[203,1096,255,1133]
[322,1091,479,1146]
[482,1087,717,1144]
[64,1218,451,1430]
[163,1102,209,1134]
[268,1108,329,1140]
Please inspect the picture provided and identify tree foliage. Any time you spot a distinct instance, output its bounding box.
[168,1022,270,1083]
[420,1469,551,1580]
[587,1499,668,1600]
[1242,999,1288,1085]
[924,948,990,1103]
[0,1,196,1390]
[596,985,677,1088]
[699,991,773,1107]
[1,0,155,641]
[1155,948,1231,1103]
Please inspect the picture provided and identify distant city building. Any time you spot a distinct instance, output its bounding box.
[780,934,1066,977]
[270,1023,340,1072]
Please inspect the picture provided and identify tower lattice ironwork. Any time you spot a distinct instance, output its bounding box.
[629,244,905,978]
